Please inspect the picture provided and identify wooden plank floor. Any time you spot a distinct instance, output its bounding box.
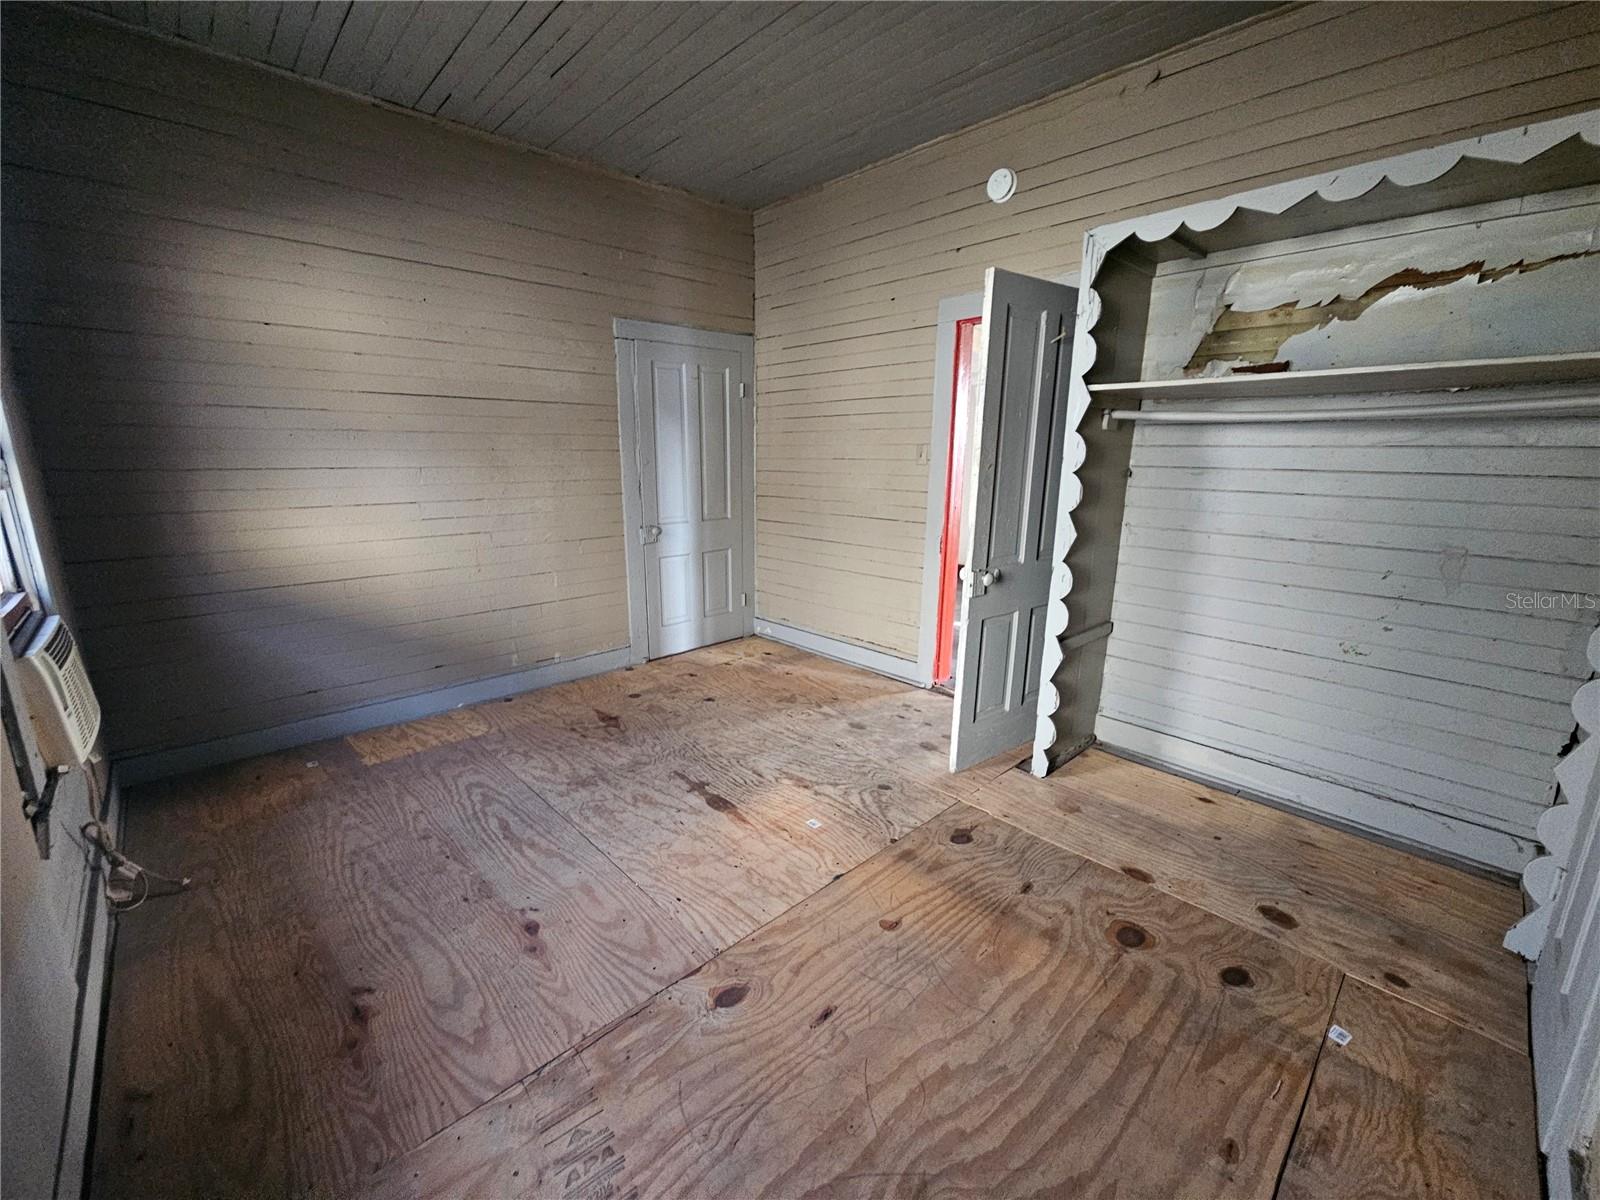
[91,638,1537,1199]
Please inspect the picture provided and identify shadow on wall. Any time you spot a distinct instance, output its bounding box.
[2,235,630,759]
[0,0,762,764]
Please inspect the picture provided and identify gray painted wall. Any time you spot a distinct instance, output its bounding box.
[1094,192,1600,870]
[1,5,753,762]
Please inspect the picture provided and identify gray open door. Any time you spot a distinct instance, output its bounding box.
[949,268,1078,771]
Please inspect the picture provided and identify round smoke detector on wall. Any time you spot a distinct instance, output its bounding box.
[986,167,1017,204]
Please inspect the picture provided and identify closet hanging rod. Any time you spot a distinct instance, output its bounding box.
[1101,395,1600,425]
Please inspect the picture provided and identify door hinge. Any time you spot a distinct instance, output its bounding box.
[739,381,749,399]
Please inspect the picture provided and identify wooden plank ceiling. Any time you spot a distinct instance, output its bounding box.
[74,0,1278,208]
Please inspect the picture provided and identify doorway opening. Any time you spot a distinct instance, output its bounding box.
[932,315,982,688]
[916,291,982,689]
[918,272,1078,771]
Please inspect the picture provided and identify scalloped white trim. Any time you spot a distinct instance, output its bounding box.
[1507,626,1600,960]
[1030,109,1600,779]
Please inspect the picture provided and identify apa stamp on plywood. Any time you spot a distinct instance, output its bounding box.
[538,1088,635,1200]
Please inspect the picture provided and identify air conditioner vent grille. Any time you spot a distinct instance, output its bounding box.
[43,620,74,669]
[15,615,101,768]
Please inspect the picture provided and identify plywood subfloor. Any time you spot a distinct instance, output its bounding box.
[92,638,1536,1199]
[968,749,1530,1052]
[364,805,1343,1200]
[1279,978,1537,1200]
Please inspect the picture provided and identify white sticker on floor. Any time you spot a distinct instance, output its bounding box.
[1326,1024,1353,1047]
[805,818,823,829]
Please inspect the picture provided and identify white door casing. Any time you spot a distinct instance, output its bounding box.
[950,269,1078,771]
[614,322,754,662]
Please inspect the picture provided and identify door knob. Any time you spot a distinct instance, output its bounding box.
[960,565,999,590]
[641,524,662,545]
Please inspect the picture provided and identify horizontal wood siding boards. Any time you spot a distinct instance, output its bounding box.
[751,1,1600,660]
[755,4,1579,257]
[1098,406,1600,845]
[0,6,752,758]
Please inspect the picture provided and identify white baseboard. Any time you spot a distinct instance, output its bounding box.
[1095,718,1534,877]
[115,647,632,784]
[753,620,924,686]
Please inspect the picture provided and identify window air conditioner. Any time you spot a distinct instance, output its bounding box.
[14,614,101,768]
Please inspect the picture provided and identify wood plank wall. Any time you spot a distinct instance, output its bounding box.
[752,1,1600,659]
[1088,196,1600,859]
[0,6,753,758]
[1103,404,1599,849]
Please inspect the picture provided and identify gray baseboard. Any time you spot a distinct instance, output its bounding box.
[115,647,632,785]
[753,619,924,686]
[1095,719,1532,877]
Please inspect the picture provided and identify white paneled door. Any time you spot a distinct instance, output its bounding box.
[625,335,753,659]
[950,269,1078,771]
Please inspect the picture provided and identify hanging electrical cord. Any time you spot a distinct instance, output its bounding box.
[83,752,106,821]
[79,820,192,912]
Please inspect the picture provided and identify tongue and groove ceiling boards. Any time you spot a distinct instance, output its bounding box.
[73,1,1278,209]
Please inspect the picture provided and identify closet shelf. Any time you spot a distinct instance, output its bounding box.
[1086,352,1600,402]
